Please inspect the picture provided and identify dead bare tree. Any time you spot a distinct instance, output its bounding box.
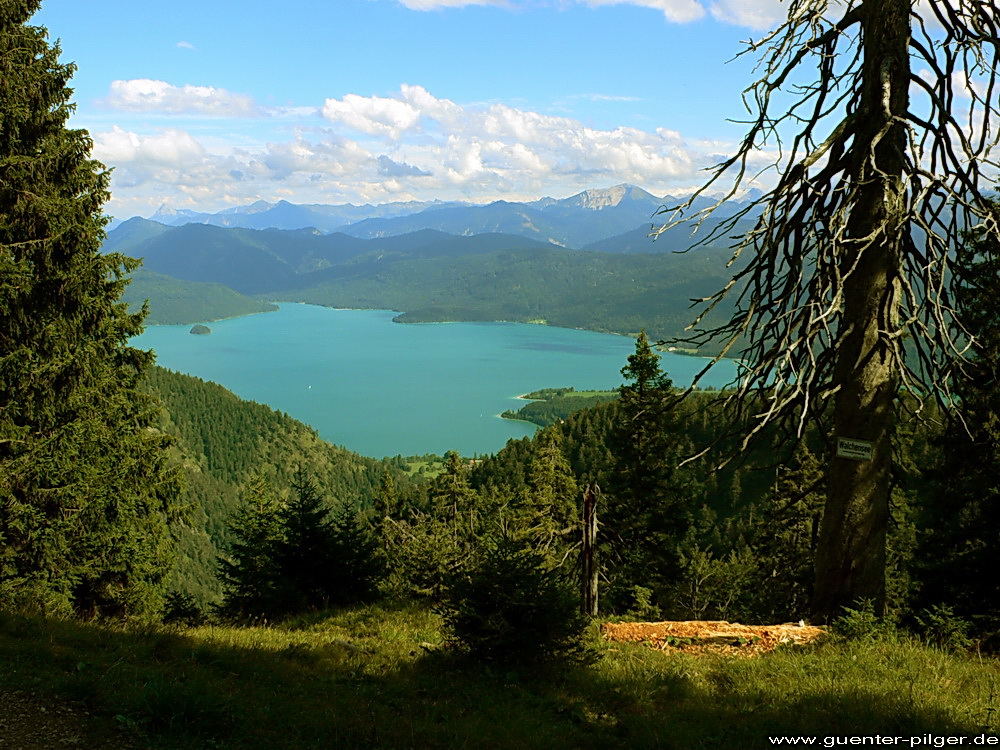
[656,0,1000,619]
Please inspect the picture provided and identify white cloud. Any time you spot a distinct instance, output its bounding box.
[102,79,261,117]
[176,40,196,50]
[321,85,702,188]
[94,126,206,167]
[708,0,785,30]
[577,0,705,23]
[322,93,422,138]
[93,85,759,217]
[398,0,788,28]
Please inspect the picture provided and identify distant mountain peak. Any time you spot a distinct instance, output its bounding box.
[571,184,659,210]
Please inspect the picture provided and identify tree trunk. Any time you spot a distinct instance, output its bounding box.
[581,484,599,616]
[812,0,909,620]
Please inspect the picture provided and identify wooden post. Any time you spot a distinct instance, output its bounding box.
[581,484,599,616]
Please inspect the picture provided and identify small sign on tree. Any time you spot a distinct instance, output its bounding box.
[836,437,873,462]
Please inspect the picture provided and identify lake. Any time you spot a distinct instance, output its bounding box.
[134,304,738,458]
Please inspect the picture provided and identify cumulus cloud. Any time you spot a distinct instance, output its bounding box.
[322,93,421,138]
[398,0,787,29]
[377,155,433,177]
[94,126,206,166]
[102,79,261,117]
[321,85,701,188]
[94,85,759,216]
[708,0,785,30]
[578,0,705,24]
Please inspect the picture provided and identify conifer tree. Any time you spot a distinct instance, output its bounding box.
[659,0,1000,619]
[278,472,384,609]
[917,212,1000,631]
[0,1,180,618]
[745,446,824,621]
[275,471,337,612]
[325,499,384,605]
[610,335,688,545]
[606,332,692,609]
[519,427,578,560]
[217,474,284,621]
[613,331,678,522]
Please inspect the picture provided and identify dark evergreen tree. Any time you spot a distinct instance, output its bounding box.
[325,499,384,605]
[278,470,384,609]
[916,212,1000,636]
[383,453,481,599]
[275,471,337,612]
[518,427,578,562]
[438,528,589,668]
[743,445,824,622]
[0,1,180,618]
[216,474,284,621]
[611,331,682,531]
[606,331,692,608]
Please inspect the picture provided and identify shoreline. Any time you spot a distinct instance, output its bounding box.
[144,300,735,361]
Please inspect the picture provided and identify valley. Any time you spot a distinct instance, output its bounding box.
[110,184,753,352]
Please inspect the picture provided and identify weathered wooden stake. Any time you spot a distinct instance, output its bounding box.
[581,484,599,616]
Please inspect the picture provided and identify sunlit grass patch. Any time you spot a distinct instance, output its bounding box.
[1,606,997,749]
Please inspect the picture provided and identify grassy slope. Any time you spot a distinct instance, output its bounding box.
[0,605,995,749]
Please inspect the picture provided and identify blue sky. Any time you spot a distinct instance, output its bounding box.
[35,0,786,218]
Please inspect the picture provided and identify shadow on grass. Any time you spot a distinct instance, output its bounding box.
[0,610,991,750]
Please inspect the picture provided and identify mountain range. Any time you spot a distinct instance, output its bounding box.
[110,184,757,350]
[135,184,760,249]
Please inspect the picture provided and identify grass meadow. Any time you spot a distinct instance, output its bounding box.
[1,603,996,749]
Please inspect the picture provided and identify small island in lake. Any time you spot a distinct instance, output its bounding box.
[189,324,212,335]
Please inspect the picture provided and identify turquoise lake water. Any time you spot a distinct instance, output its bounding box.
[134,304,738,458]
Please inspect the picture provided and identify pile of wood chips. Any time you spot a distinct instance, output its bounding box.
[601,620,826,657]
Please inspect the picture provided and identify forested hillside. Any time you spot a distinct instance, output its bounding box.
[140,367,413,605]
[107,216,746,348]
[123,268,278,324]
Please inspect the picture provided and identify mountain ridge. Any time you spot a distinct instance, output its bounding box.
[134,184,761,247]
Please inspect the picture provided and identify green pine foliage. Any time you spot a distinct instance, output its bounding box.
[140,366,409,606]
[218,472,384,622]
[217,474,286,621]
[915,209,1000,638]
[740,445,825,622]
[325,499,384,606]
[604,331,698,611]
[0,1,181,619]
[437,528,590,667]
[381,451,484,598]
[514,427,579,563]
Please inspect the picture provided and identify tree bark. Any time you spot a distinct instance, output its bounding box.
[581,484,599,617]
[812,0,909,620]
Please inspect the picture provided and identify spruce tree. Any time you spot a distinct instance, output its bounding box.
[0,1,180,618]
[744,446,824,622]
[917,212,1000,633]
[217,473,284,621]
[275,471,336,613]
[325,499,384,606]
[613,331,678,524]
[606,331,691,606]
[519,427,578,561]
